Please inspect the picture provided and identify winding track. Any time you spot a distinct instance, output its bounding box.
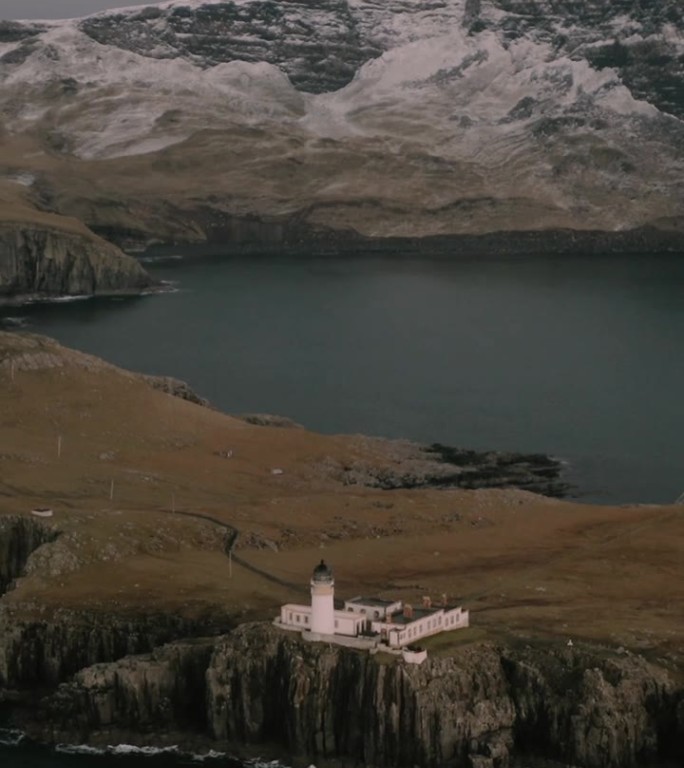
[164,508,308,596]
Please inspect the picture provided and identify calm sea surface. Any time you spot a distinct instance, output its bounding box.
[2,251,684,505]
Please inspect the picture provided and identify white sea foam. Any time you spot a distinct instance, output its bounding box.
[0,316,29,328]
[45,295,91,303]
[53,740,293,764]
[0,729,26,747]
[55,743,105,755]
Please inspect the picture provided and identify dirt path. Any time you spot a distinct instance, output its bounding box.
[165,508,307,596]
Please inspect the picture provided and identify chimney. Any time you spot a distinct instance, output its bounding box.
[441,592,448,607]
[385,611,392,624]
[403,604,413,619]
[422,595,432,609]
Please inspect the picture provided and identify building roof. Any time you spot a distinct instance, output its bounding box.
[346,596,399,607]
[387,607,443,625]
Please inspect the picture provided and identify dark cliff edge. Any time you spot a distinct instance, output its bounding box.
[129,210,684,260]
[0,516,58,596]
[4,623,681,768]
[0,516,231,701]
[0,224,154,302]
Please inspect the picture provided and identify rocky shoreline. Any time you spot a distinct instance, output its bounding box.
[321,439,570,498]
[132,217,684,261]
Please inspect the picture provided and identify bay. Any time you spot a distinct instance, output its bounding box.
[2,251,684,504]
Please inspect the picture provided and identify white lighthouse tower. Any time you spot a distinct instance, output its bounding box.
[310,559,335,635]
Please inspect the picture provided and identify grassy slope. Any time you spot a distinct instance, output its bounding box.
[0,332,681,662]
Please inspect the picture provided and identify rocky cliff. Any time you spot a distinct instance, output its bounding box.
[20,623,683,768]
[0,225,153,300]
[0,515,230,697]
[0,516,58,595]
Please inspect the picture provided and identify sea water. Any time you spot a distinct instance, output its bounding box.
[3,250,683,504]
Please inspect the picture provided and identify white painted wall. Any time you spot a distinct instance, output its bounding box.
[333,611,366,637]
[280,604,312,629]
[311,581,335,635]
[371,605,469,648]
[342,599,402,621]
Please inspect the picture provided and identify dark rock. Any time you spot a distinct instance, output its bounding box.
[139,375,210,407]
[0,516,58,596]
[0,225,153,300]
[237,413,304,429]
[27,623,682,768]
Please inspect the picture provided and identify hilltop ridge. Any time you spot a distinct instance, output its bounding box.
[0,1,682,246]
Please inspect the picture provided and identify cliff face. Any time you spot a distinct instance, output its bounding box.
[0,607,225,693]
[34,623,684,768]
[0,516,58,596]
[0,225,153,300]
[207,626,682,768]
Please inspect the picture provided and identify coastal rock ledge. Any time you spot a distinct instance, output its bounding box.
[23,623,684,768]
[0,225,152,300]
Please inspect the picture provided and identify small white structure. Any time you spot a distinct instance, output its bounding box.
[275,562,469,655]
[343,596,402,621]
[401,647,428,665]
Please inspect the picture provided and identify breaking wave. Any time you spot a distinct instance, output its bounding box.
[53,741,292,765]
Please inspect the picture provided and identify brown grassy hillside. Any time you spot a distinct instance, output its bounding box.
[0,331,681,662]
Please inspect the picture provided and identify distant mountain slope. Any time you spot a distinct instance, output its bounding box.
[0,0,682,242]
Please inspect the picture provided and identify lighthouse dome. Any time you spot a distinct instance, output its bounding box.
[312,559,333,583]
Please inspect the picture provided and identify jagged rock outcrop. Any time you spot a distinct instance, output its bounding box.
[207,625,517,767]
[206,626,683,768]
[320,438,570,497]
[31,623,684,768]
[0,516,58,595]
[501,646,683,768]
[139,374,210,407]
[78,0,381,95]
[0,225,153,300]
[0,606,228,692]
[45,638,215,740]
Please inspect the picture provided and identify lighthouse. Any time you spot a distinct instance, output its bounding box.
[310,559,335,635]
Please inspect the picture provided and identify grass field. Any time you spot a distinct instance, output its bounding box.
[1,331,682,664]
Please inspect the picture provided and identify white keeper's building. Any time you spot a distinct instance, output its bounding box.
[276,560,469,651]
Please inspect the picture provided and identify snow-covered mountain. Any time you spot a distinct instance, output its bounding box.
[0,0,682,241]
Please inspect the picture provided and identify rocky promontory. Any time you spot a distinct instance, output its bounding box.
[1,328,682,768]
[0,224,153,301]
[14,623,682,768]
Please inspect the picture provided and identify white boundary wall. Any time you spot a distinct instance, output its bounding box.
[371,605,469,648]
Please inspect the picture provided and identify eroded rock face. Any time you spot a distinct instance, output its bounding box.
[71,1,684,119]
[207,624,516,767]
[35,623,682,767]
[0,607,227,691]
[79,0,380,95]
[45,638,215,740]
[0,226,153,299]
[0,516,58,595]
